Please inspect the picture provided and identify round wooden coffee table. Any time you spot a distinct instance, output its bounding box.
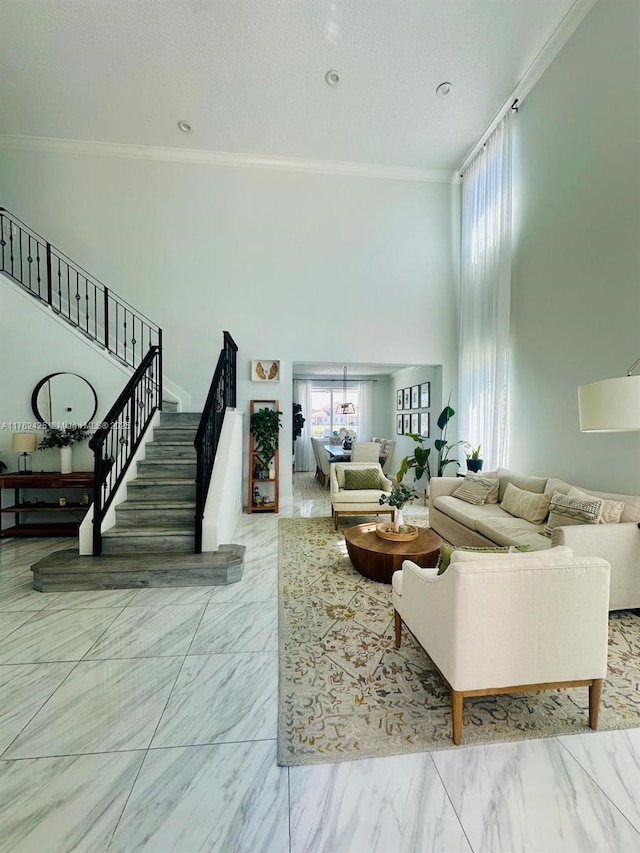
[344,522,443,584]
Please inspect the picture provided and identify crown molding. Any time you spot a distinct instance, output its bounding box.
[457,0,599,177]
[0,134,454,184]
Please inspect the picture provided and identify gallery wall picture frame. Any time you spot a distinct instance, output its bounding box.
[411,413,419,434]
[396,414,403,435]
[397,389,403,411]
[420,382,430,409]
[419,412,430,438]
[411,385,419,409]
[403,413,411,434]
[251,360,280,382]
[403,388,411,409]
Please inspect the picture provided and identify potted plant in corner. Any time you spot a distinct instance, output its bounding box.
[250,406,283,479]
[464,443,483,473]
[396,401,463,485]
[38,424,90,474]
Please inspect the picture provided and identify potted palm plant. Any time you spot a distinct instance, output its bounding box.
[396,402,462,485]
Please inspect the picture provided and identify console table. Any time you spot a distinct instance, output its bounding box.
[0,472,94,538]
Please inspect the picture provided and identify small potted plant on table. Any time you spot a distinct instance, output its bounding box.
[464,443,484,473]
[378,483,421,539]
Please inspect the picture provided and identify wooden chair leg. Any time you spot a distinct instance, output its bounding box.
[589,678,603,730]
[334,511,339,530]
[451,691,463,745]
[394,610,402,647]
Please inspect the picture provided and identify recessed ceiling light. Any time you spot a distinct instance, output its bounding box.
[436,82,453,98]
[325,70,341,87]
[177,120,192,133]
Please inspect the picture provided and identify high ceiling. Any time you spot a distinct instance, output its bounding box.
[0,0,591,174]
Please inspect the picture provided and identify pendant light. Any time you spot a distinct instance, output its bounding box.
[336,364,356,415]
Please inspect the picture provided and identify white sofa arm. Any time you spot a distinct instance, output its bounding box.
[552,522,640,609]
[428,477,460,501]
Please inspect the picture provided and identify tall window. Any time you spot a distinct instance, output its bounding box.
[310,387,360,438]
[459,114,512,469]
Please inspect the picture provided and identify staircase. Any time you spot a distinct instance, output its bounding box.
[31,412,245,590]
[103,412,199,554]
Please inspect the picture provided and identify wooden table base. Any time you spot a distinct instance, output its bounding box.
[344,522,443,584]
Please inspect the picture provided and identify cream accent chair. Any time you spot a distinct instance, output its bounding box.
[392,546,611,745]
[351,442,381,463]
[330,462,393,529]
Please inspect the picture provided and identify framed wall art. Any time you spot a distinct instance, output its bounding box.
[411,385,419,409]
[411,412,419,434]
[403,413,411,434]
[396,414,403,435]
[403,388,410,409]
[397,389,403,411]
[420,382,430,409]
[251,360,280,382]
[419,412,430,438]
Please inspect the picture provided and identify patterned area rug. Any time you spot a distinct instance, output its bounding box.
[277,517,640,766]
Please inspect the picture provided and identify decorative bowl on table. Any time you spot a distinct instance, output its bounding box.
[375,522,419,542]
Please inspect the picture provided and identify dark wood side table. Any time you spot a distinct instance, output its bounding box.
[0,472,94,538]
[344,522,442,584]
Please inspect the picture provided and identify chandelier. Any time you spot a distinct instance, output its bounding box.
[336,364,355,415]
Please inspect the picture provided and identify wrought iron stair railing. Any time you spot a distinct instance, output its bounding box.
[0,207,161,369]
[194,331,238,553]
[89,345,162,556]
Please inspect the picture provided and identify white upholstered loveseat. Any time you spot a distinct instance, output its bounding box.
[429,469,640,611]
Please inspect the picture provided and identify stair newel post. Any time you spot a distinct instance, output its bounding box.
[103,286,110,351]
[92,443,104,556]
[158,329,163,412]
[46,241,53,306]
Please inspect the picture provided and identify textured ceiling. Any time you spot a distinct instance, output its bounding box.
[1,0,580,171]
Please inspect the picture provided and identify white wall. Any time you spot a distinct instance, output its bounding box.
[0,152,459,502]
[0,276,135,472]
[509,0,640,493]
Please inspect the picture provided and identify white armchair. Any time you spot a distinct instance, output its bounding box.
[392,546,611,744]
[330,462,393,529]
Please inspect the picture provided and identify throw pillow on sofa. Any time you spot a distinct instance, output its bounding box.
[544,491,604,536]
[452,473,499,506]
[436,542,533,575]
[567,486,624,524]
[343,468,382,490]
[501,482,551,525]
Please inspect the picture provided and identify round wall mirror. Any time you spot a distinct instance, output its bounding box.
[31,373,98,427]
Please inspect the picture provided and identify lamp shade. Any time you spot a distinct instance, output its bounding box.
[578,375,640,432]
[12,432,37,452]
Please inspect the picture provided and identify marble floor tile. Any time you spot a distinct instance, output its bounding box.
[189,600,278,654]
[432,738,640,853]
[0,611,36,642]
[83,604,206,659]
[44,589,138,609]
[0,607,122,664]
[559,728,640,832]
[289,752,472,853]
[0,662,76,755]
[1,750,145,853]
[208,560,277,603]
[0,580,59,611]
[109,741,288,853]
[152,651,278,747]
[129,585,214,606]
[4,656,183,759]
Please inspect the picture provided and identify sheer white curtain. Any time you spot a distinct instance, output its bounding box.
[357,380,373,443]
[458,114,512,470]
[293,380,313,472]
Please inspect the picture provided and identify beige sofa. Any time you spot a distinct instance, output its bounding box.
[429,469,640,611]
